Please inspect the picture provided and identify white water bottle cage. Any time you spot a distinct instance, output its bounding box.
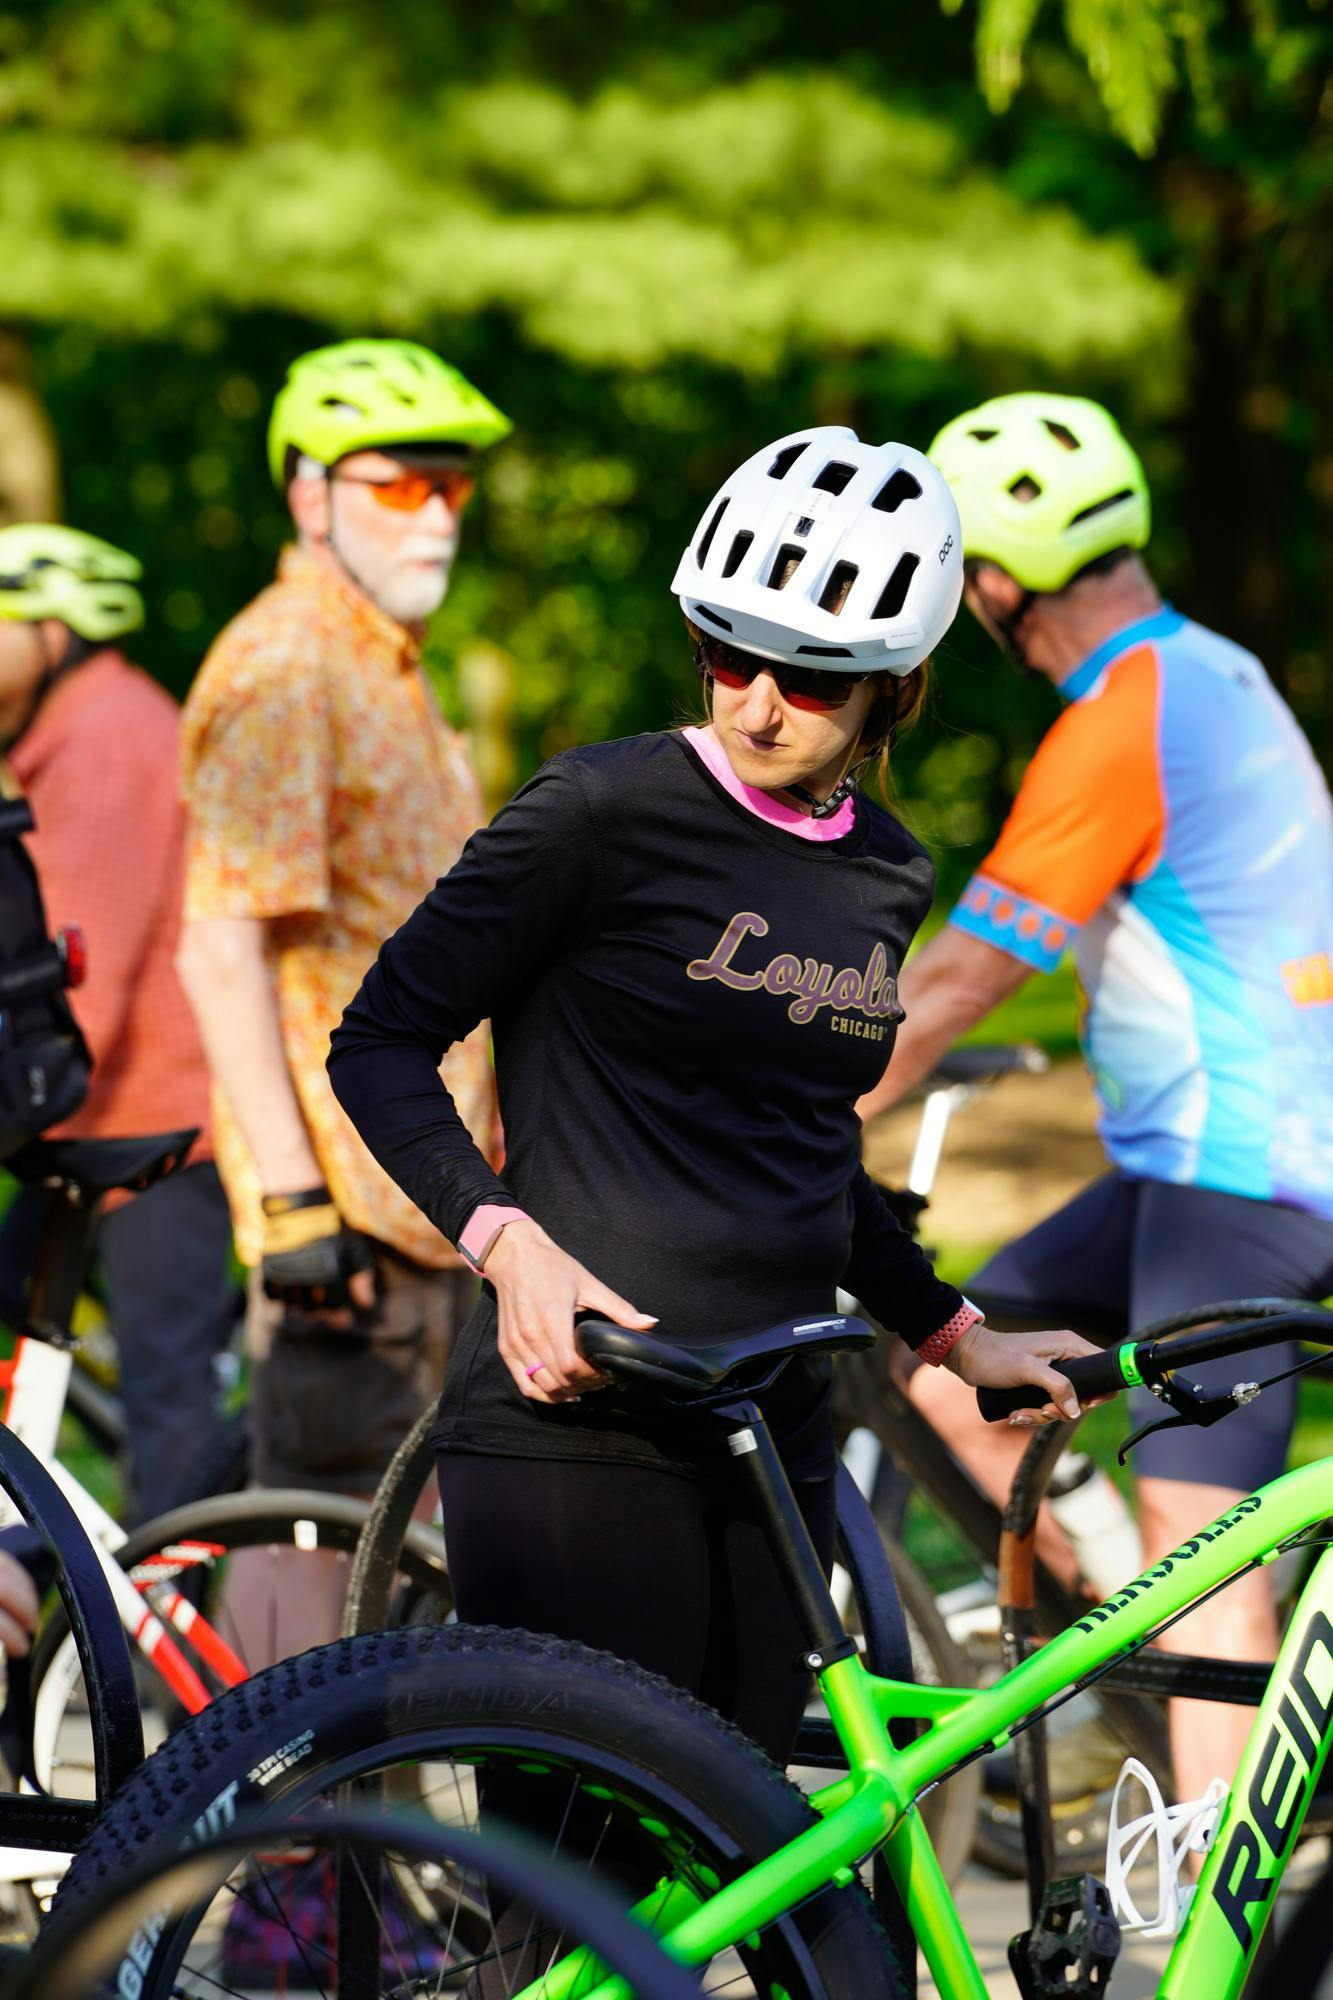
[1105,1757,1228,1940]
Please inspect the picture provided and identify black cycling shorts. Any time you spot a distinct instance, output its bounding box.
[967,1174,1333,1490]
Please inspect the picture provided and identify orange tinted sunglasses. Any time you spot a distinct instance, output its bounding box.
[335,469,476,513]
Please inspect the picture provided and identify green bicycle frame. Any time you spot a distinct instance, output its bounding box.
[517,1457,1333,2000]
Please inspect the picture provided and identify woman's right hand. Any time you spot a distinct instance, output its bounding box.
[484,1218,657,1404]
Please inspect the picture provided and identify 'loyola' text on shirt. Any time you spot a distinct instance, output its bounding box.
[687,910,903,1029]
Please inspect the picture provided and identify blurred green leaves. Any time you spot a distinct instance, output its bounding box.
[0,77,1177,379]
[949,0,1330,156]
[3,0,1329,872]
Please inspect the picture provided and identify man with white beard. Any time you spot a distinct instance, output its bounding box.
[178,342,510,1614]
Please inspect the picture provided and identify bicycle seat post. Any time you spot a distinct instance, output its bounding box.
[719,1400,858,1673]
[26,1183,99,1346]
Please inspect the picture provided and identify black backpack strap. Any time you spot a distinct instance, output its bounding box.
[0,759,35,842]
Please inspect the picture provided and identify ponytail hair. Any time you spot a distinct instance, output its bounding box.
[856,662,930,802]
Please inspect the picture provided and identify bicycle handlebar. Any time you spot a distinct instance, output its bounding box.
[977,1349,1132,1420]
[976,1308,1333,1422]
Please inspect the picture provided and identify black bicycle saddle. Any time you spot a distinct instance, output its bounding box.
[575,1312,875,1400]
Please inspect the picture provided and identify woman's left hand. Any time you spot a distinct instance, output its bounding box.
[942,1322,1103,1426]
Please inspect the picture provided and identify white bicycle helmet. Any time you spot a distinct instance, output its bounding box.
[671,427,963,676]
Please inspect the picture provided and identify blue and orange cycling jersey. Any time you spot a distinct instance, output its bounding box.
[950,607,1333,1217]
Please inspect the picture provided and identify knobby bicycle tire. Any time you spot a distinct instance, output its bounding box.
[20,1806,704,2000]
[49,1623,906,2000]
[350,1406,978,1915]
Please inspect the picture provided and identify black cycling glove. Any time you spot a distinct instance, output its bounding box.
[260,1185,373,1310]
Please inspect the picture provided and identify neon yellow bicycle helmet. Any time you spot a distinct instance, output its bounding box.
[267,339,513,486]
[929,392,1150,594]
[0,525,144,641]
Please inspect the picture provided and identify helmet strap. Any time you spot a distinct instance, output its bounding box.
[987,587,1038,672]
[782,773,859,820]
[782,742,873,820]
[322,472,381,608]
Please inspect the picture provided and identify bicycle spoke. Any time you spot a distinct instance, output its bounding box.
[233,1858,338,1997]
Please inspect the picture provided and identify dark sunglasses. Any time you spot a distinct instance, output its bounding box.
[694,632,873,713]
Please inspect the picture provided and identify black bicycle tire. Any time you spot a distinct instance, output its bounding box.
[19,1805,705,2000]
[349,1407,975,1905]
[27,1487,448,1711]
[48,1624,906,1999]
[342,1399,437,1636]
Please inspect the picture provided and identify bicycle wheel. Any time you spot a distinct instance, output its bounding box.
[20,1805,704,2000]
[49,1625,905,1998]
[355,1410,979,1897]
[343,1401,441,1637]
[25,1489,448,1800]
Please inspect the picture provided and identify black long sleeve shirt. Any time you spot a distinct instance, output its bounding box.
[329,730,964,1477]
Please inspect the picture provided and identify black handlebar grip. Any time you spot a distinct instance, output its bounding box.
[976,1346,1131,1422]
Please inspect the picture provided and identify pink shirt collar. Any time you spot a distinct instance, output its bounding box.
[680,726,857,842]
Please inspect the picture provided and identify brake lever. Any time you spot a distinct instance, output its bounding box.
[1117,1373,1259,1465]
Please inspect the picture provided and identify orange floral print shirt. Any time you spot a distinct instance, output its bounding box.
[181,544,496,1270]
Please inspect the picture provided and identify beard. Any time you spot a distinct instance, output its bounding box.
[331,512,459,627]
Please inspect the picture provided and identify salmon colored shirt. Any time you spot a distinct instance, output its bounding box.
[181,544,495,1270]
[8,650,213,1165]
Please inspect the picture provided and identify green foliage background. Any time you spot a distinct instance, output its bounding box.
[2,0,1329,895]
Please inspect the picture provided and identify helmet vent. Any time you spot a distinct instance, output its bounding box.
[768,443,809,480]
[872,469,923,514]
[721,531,754,579]
[1009,476,1042,502]
[795,517,814,536]
[812,462,856,495]
[1043,420,1080,450]
[321,397,366,416]
[767,545,806,590]
[968,427,999,442]
[1068,488,1134,526]
[695,605,734,632]
[818,562,859,615]
[696,500,728,568]
[871,552,920,620]
[795,644,855,656]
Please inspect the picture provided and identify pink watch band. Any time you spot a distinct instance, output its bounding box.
[458,1203,531,1273]
[916,1298,984,1366]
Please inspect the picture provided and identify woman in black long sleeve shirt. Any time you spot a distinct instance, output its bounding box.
[328,427,1094,1761]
